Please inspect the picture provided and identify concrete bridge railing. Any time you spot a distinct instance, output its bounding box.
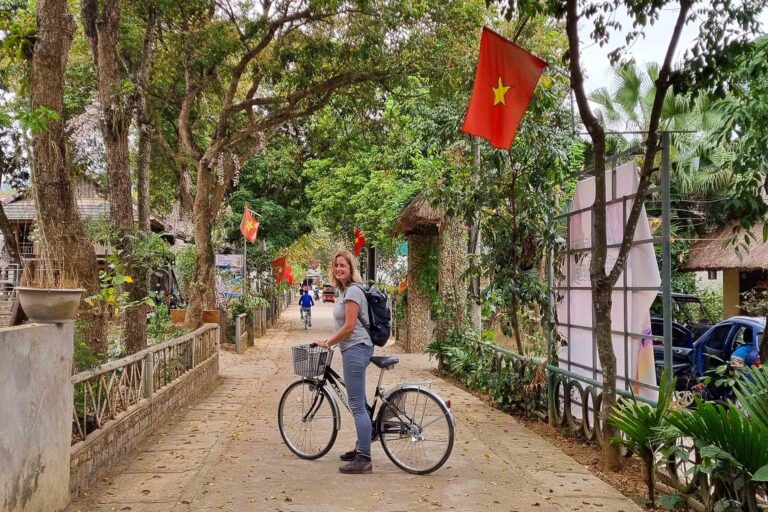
[69,324,220,499]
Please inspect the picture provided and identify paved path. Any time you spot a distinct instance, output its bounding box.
[66,302,641,512]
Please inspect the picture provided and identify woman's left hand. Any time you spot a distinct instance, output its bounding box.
[314,340,328,348]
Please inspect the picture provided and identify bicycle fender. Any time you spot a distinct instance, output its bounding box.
[383,385,456,427]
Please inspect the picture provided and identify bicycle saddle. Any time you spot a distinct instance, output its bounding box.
[370,356,399,369]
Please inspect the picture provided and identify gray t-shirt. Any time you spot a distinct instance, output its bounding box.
[333,284,373,351]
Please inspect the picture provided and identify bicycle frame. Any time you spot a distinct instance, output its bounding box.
[308,355,453,437]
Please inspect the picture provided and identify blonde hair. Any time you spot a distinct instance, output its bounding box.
[329,249,363,291]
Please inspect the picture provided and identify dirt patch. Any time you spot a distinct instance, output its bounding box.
[435,369,666,511]
[519,418,666,511]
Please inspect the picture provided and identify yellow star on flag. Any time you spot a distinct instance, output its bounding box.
[492,77,510,105]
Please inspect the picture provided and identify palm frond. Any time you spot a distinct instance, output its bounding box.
[734,366,768,433]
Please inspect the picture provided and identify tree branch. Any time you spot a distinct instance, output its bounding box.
[214,7,313,140]
[607,0,692,286]
[566,0,608,286]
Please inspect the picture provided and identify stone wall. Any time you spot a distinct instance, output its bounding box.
[437,215,468,338]
[405,234,435,352]
[69,353,219,498]
[1,323,74,512]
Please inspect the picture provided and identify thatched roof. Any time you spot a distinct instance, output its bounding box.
[396,195,443,235]
[682,221,768,271]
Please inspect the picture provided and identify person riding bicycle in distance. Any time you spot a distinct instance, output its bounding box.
[299,287,315,326]
[314,249,374,474]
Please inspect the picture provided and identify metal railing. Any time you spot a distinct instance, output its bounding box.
[460,339,766,510]
[71,324,219,444]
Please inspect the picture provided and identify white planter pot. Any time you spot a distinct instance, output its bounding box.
[16,287,85,323]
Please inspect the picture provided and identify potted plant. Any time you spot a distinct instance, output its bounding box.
[16,262,85,323]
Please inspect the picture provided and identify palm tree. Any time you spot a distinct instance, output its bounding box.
[589,62,733,199]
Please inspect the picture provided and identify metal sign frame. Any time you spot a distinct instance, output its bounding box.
[548,133,673,397]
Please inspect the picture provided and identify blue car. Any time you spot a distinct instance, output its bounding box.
[692,316,764,377]
[652,314,763,393]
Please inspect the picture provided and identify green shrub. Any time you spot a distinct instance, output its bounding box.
[175,246,196,296]
[700,287,725,321]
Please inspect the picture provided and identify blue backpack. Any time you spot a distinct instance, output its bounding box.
[352,283,392,347]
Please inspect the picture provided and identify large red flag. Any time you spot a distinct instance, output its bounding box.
[461,27,547,149]
[240,204,259,243]
[354,227,366,256]
[272,256,287,283]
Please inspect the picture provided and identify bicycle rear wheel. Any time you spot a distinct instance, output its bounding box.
[377,387,454,474]
[278,379,339,460]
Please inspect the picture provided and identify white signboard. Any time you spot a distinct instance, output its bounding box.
[215,254,243,272]
[557,162,660,401]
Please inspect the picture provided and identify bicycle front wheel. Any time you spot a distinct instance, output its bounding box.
[278,379,340,460]
[377,387,454,474]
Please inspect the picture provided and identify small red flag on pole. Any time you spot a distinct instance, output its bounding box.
[240,204,260,243]
[461,27,547,149]
[354,227,366,256]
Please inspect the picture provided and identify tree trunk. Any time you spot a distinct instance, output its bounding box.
[594,280,623,470]
[186,163,217,328]
[136,113,152,232]
[31,0,108,355]
[130,10,157,349]
[82,0,146,354]
[135,8,156,233]
[0,192,21,266]
[761,328,768,365]
[643,454,656,506]
[510,297,524,354]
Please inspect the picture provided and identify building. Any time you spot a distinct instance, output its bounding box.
[682,221,768,318]
[1,177,170,260]
[0,178,182,325]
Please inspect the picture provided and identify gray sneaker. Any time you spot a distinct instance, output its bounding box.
[339,455,372,474]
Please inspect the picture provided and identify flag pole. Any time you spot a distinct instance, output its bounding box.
[470,136,482,331]
[243,239,247,294]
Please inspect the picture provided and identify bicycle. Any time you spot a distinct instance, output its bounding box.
[278,343,455,474]
[301,307,311,329]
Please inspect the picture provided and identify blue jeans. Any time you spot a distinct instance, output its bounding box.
[342,343,374,459]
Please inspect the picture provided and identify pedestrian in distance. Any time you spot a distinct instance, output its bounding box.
[314,249,374,474]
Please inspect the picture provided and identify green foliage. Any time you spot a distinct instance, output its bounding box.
[610,371,675,459]
[85,269,155,313]
[73,320,102,372]
[739,288,768,318]
[412,239,440,309]
[175,246,197,297]
[691,37,768,237]
[700,287,724,322]
[16,106,60,135]
[608,370,675,504]
[228,134,314,251]
[427,327,545,416]
[146,304,189,345]
[665,397,768,503]
[733,367,768,435]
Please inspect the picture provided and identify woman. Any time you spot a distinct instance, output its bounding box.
[315,249,373,474]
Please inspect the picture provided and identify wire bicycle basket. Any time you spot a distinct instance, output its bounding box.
[292,344,333,377]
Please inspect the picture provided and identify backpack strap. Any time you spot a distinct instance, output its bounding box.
[349,283,371,331]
